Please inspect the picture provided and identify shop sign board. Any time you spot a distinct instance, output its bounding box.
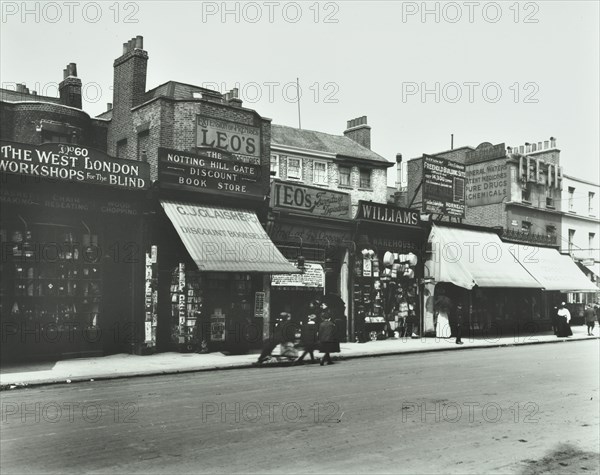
[270,181,351,219]
[355,201,421,227]
[254,291,265,318]
[196,116,261,164]
[269,222,351,246]
[466,142,506,164]
[422,155,466,217]
[271,263,324,288]
[466,161,508,206]
[158,147,264,199]
[0,140,150,190]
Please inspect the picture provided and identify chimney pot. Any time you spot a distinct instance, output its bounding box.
[63,68,68,79]
[122,43,128,55]
[107,102,113,111]
[135,35,143,49]
[32,91,37,96]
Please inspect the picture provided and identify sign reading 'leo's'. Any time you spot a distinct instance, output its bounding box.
[196,116,261,164]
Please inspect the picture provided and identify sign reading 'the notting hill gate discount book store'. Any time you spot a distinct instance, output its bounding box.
[158,147,263,198]
[196,116,261,165]
[0,140,150,190]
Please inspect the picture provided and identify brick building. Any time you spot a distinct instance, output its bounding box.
[0,63,150,361]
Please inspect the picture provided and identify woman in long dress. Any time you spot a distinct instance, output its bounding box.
[434,291,452,338]
[556,302,573,337]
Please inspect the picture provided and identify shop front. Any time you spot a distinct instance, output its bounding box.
[351,201,425,342]
[143,147,298,355]
[423,223,545,338]
[267,180,353,340]
[0,140,150,361]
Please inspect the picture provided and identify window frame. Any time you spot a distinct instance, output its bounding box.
[286,157,302,181]
[589,192,596,215]
[359,168,372,189]
[270,154,280,178]
[312,160,328,185]
[338,165,352,187]
[568,187,575,211]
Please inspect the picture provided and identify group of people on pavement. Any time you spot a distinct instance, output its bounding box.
[255,299,341,366]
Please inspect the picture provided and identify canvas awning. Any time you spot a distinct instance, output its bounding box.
[426,224,542,289]
[585,262,600,280]
[161,200,300,273]
[505,244,599,292]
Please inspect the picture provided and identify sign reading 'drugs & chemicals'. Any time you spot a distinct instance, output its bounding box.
[0,140,150,190]
[158,147,263,198]
[196,116,261,165]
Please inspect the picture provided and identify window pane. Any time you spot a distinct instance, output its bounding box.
[270,155,279,176]
[287,158,301,179]
[314,162,327,184]
[339,166,351,186]
[359,169,371,188]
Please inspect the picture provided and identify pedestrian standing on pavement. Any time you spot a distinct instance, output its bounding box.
[318,304,340,366]
[453,303,465,344]
[556,302,573,337]
[293,301,320,365]
[551,305,560,336]
[584,304,596,336]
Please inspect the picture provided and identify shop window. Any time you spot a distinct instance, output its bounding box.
[568,187,575,211]
[270,154,280,178]
[521,183,532,203]
[521,221,532,234]
[589,192,595,215]
[313,161,328,185]
[287,157,302,180]
[116,139,128,159]
[338,165,351,187]
[568,229,575,254]
[359,168,371,189]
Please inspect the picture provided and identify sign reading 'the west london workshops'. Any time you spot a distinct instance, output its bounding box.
[422,155,466,218]
[0,140,150,190]
[158,147,263,198]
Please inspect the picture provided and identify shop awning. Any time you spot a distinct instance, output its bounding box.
[427,224,542,289]
[585,262,600,280]
[505,244,599,292]
[161,200,300,273]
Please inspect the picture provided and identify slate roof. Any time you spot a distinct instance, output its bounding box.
[272,124,391,165]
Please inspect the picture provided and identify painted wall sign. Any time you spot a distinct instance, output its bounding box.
[422,155,466,218]
[270,181,351,219]
[269,222,351,246]
[272,263,324,288]
[158,147,264,198]
[355,201,421,227]
[466,142,506,164]
[0,140,150,190]
[518,156,562,188]
[196,116,261,164]
[466,161,508,206]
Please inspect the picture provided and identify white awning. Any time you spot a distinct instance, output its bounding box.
[506,244,599,292]
[161,200,300,273]
[426,224,542,289]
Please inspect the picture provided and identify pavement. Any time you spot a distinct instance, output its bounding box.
[1,325,598,389]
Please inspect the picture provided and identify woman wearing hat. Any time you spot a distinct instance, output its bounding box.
[318,303,340,365]
[293,300,320,364]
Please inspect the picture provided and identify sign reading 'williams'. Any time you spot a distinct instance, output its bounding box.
[196,116,261,164]
[355,201,420,227]
[270,181,351,219]
[0,140,150,190]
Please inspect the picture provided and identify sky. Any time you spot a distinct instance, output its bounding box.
[1,1,598,186]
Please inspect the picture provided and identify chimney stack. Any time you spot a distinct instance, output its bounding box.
[395,153,403,190]
[113,35,148,110]
[344,115,371,149]
[59,63,82,109]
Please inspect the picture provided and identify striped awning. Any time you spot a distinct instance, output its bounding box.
[161,200,300,273]
[426,224,542,289]
[505,244,599,292]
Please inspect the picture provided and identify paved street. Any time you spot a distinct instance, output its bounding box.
[1,341,598,475]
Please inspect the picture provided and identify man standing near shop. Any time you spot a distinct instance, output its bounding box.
[453,302,465,345]
[584,303,596,336]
